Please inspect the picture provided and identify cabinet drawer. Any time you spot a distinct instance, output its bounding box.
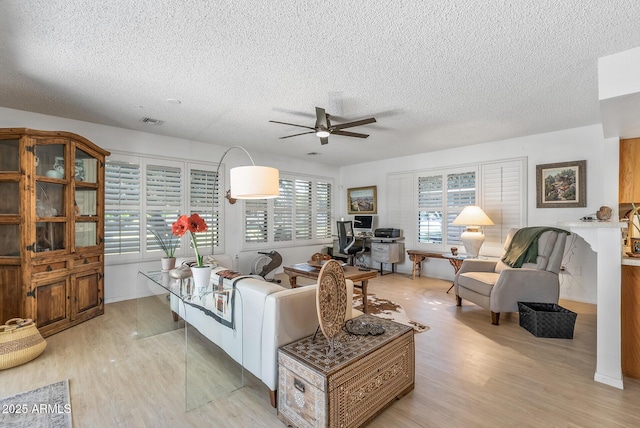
[73,254,102,271]
[32,260,69,275]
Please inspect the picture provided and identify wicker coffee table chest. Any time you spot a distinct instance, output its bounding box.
[277,315,415,427]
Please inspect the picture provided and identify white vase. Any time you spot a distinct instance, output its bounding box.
[161,257,176,271]
[191,265,212,291]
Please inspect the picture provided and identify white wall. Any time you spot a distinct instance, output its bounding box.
[339,124,614,304]
[1,107,340,303]
[2,107,616,304]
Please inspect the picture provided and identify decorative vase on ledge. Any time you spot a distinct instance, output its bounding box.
[161,257,176,272]
[191,265,212,291]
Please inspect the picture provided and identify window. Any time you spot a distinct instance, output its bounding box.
[105,153,223,261]
[390,158,526,256]
[244,174,333,248]
[417,168,477,246]
[105,158,141,255]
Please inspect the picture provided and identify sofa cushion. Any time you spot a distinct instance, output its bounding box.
[457,271,499,296]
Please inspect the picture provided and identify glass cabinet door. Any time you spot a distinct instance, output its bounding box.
[35,143,67,253]
[74,148,100,248]
[0,139,20,256]
[0,139,19,172]
[75,148,98,183]
[36,144,65,179]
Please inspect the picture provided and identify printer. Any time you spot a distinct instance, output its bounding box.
[374,228,401,238]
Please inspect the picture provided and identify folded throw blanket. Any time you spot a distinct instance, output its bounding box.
[501,227,570,268]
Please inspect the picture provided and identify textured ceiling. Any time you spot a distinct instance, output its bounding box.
[2,1,640,166]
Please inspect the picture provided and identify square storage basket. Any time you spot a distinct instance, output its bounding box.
[517,302,577,339]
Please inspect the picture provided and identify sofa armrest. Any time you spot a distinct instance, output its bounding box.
[457,259,498,274]
[261,286,318,390]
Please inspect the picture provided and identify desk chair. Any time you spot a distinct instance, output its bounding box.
[337,221,369,266]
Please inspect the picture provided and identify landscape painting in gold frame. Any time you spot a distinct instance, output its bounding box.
[536,160,586,208]
[347,186,377,214]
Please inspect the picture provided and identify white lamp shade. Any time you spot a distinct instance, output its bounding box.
[230,166,280,199]
[451,205,494,228]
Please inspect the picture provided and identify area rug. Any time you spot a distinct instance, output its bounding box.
[353,292,430,333]
[0,380,72,428]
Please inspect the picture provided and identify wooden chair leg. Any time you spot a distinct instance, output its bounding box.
[491,311,500,325]
[269,389,277,408]
[456,295,462,306]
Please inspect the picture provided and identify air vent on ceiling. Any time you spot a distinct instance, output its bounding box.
[141,117,164,125]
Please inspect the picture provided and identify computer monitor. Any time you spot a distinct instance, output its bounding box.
[353,215,374,235]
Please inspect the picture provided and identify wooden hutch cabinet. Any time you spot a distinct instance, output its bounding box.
[0,128,110,337]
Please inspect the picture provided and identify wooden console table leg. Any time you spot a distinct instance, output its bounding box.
[361,280,369,314]
[288,275,298,289]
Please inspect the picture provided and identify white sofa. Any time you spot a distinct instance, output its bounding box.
[172,255,361,407]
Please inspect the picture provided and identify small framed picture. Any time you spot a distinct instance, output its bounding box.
[536,160,586,208]
[347,186,377,214]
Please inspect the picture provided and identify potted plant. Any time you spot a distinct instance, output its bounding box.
[149,229,178,271]
[172,213,210,290]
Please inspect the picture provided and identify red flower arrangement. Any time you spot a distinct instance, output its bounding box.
[172,213,208,267]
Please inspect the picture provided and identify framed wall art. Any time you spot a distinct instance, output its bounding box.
[536,160,586,208]
[347,186,377,214]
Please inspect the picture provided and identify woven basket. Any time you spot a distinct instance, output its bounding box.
[518,302,577,339]
[0,318,47,370]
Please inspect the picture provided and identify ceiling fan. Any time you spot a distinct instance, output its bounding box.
[269,107,376,145]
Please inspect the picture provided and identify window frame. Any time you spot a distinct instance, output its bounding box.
[242,173,334,250]
[104,151,224,264]
[390,157,526,257]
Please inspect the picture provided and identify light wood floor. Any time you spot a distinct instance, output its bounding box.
[2,273,640,427]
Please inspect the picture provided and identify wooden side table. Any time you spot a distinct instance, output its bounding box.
[406,250,466,293]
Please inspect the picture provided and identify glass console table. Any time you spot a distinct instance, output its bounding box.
[136,270,245,411]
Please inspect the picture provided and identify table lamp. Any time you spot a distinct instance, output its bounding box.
[451,205,494,258]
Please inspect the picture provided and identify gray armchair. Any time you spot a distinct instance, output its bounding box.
[454,227,568,325]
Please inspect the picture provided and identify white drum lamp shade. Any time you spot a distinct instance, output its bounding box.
[451,206,494,258]
[230,165,279,199]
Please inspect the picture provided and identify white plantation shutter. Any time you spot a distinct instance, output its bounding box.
[105,160,141,255]
[417,174,443,243]
[245,199,269,243]
[190,167,219,251]
[295,180,312,240]
[243,174,334,247]
[146,164,182,252]
[446,171,476,245]
[316,181,332,239]
[105,154,225,261]
[481,159,526,255]
[410,159,525,254]
[274,179,293,242]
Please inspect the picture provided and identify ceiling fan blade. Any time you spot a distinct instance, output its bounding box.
[320,136,329,145]
[330,117,376,130]
[315,107,328,129]
[269,120,315,130]
[331,130,370,138]
[279,131,315,139]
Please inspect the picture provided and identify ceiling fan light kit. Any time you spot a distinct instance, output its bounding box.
[270,106,376,145]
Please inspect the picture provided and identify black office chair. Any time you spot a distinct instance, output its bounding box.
[337,221,369,266]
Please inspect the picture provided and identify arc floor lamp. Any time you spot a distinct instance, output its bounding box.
[211,146,280,252]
